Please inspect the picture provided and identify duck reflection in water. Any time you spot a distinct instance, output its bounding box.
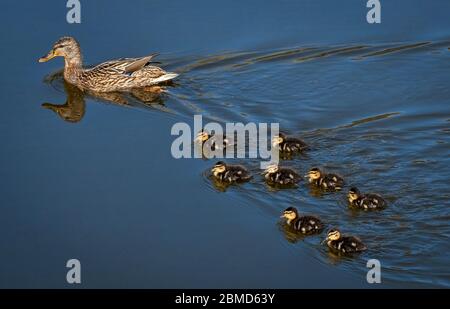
[42,81,86,123]
[278,222,306,244]
[42,76,170,123]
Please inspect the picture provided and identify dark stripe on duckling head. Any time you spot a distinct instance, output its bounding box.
[284,206,298,213]
[349,187,360,195]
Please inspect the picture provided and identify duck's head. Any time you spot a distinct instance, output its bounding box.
[306,167,322,181]
[326,229,341,241]
[211,161,227,175]
[262,164,279,175]
[272,133,286,147]
[195,130,211,143]
[39,37,81,64]
[281,207,298,224]
[348,187,361,203]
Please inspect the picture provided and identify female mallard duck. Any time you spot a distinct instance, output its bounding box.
[211,161,252,184]
[281,207,324,235]
[272,133,308,154]
[39,37,178,93]
[262,165,300,186]
[348,187,387,210]
[195,130,232,151]
[305,167,344,191]
[324,229,367,254]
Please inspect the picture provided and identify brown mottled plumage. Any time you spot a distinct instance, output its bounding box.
[39,37,178,92]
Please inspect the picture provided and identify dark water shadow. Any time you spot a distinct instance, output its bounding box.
[278,221,307,244]
[278,221,325,244]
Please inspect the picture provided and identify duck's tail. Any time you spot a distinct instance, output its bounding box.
[151,72,179,84]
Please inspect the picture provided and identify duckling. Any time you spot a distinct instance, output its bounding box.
[281,207,324,235]
[348,187,387,210]
[262,165,300,186]
[325,229,367,254]
[211,161,252,184]
[272,133,308,154]
[195,130,231,151]
[305,167,344,191]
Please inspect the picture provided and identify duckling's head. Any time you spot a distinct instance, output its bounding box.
[281,207,298,224]
[39,37,82,65]
[195,130,211,143]
[306,167,322,180]
[211,161,227,176]
[262,164,279,175]
[348,187,361,203]
[327,229,341,241]
[272,133,286,147]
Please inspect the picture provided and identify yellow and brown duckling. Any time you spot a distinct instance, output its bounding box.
[348,187,387,210]
[211,161,252,184]
[262,165,301,186]
[281,207,324,235]
[39,37,178,93]
[272,133,308,154]
[305,167,344,191]
[195,130,232,151]
[324,229,367,254]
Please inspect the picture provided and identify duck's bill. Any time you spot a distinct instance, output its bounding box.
[39,50,55,63]
[320,239,327,245]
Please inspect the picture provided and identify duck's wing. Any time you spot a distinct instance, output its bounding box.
[302,216,323,228]
[283,169,300,180]
[327,173,344,183]
[345,236,367,251]
[364,194,387,208]
[124,54,159,74]
[89,54,159,75]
